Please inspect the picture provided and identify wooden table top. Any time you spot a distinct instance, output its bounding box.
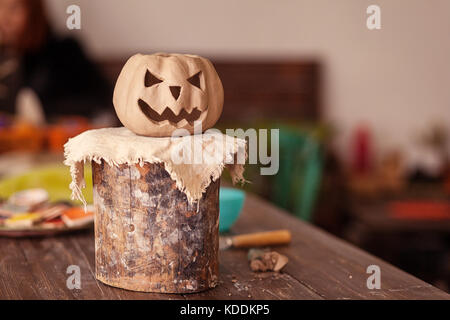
[0,193,448,300]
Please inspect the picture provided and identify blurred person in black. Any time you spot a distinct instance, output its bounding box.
[0,0,112,121]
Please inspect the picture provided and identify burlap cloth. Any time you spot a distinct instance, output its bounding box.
[64,127,246,208]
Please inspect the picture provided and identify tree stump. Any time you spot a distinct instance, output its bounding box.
[92,160,220,293]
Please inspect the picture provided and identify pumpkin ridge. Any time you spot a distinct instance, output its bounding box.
[113,53,223,137]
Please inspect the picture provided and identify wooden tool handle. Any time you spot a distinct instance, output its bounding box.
[232,230,292,248]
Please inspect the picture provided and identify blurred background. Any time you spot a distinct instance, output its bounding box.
[0,0,449,291]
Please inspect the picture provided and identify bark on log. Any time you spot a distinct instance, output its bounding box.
[92,160,219,293]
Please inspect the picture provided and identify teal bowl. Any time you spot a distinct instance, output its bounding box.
[219,187,246,232]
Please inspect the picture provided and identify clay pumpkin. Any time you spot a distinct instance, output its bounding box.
[113,53,224,137]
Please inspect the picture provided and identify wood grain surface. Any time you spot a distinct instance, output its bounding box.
[92,161,219,293]
[0,193,448,299]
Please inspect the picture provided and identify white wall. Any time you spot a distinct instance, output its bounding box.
[46,0,450,164]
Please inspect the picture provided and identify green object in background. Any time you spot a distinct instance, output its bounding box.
[218,121,325,222]
[272,126,323,221]
[0,165,93,204]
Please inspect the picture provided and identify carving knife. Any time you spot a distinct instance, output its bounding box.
[219,229,291,250]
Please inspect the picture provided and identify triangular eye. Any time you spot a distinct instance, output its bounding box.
[145,70,163,87]
[187,71,201,89]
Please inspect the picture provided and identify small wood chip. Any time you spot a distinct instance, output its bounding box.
[248,248,289,272]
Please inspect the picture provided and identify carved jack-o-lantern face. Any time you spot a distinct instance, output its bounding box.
[113,53,224,137]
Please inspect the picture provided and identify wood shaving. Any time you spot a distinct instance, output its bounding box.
[248,248,289,272]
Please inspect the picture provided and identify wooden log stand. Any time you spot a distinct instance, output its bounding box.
[92,160,220,293]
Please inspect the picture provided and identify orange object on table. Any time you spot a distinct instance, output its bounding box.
[47,116,92,152]
[61,206,94,227]
[389,201,450,220]
[0,122,45,153]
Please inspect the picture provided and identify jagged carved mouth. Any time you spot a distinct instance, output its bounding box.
[138,99,203,125]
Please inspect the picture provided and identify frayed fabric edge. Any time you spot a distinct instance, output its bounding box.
[63,137,247,210]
